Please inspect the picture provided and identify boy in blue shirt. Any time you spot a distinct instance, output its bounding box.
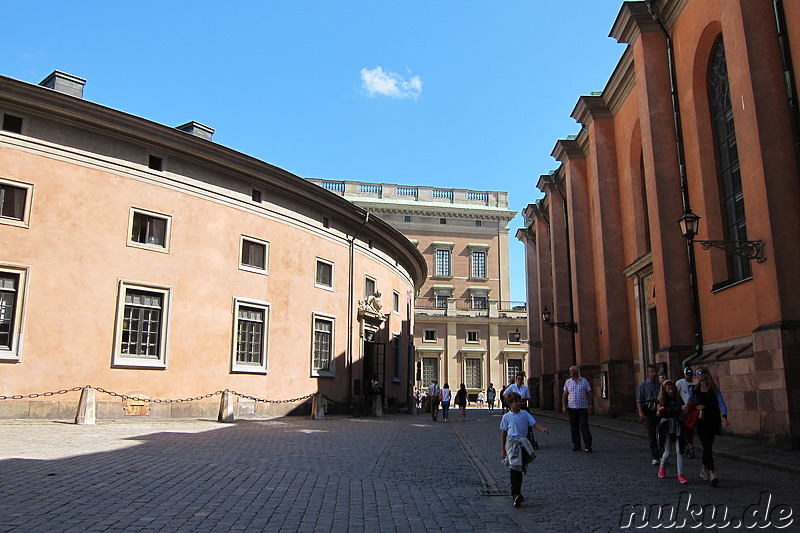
[501,392,549,507]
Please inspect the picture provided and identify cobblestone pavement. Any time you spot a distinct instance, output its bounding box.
[0,410,798,532]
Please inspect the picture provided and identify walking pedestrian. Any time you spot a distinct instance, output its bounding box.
[440,383,452,422]
[455,383,468,421]
[689,366,729,486]
[427,378,441,421]
[637,364,662,465]
[487,383,497,413]
[656,380,688,484]
[562,365,593,452]
[505,373,537,448]
[500,392,549,508]
[675,367,697,458]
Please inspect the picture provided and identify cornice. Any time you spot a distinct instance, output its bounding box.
[603,48,635,116]
[0,74,428,286]
[610,1,662,45]
[551,138,586,163]
[572,95,612,127]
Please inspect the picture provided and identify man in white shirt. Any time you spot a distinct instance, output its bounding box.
[675,366,697,458]
[427,379,441,421]
[504,373,537,448]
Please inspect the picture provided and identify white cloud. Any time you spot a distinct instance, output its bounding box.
[360,66,422,100]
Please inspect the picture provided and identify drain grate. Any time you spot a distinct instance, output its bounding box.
[478,489,510,496]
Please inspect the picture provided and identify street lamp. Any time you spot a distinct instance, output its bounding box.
[541,306,578,333]
[514,328,542,348]
[678,211,766,263]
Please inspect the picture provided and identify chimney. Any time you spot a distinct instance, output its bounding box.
[39,70,87,98]
[176,121,214,141]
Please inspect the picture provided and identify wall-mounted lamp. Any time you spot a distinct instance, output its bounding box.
[541,307,578,333]
[514,328,542,348]
[678,211,766,263]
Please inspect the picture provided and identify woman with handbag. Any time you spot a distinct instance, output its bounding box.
[689,366,729,486]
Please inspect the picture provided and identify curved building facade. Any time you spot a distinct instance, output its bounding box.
[0,71,426,419]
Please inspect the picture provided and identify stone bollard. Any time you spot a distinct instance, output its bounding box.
[218,390,235,423]
[74,386,96,425]
[311,393,325,420]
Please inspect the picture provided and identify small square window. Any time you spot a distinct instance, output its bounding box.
[316,259,334,289]
[240,236,269,273]
[113,281,170,368]
[252,189,262,203]
[440,218,447,224]
[232,298,269,374]
[475,220,482,227]
[2,114,23,134]
[0,179,32,226]
[392,291,400,312]
[424,330,437,342]
[403,215,411,222]
[467,331,480,343]
[472,296,488,309]
[148,155,163,171]
[508,330,521,343]
[128,208,171,251]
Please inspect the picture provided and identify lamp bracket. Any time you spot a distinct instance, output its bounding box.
[545,321,578,333]
[696,239,766,263]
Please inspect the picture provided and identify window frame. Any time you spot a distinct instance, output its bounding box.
[127,207,172,253]
[392,290,400,313]
[315,258,334,290]
[0,265,28,362]
[0,178,33,228]
[466,330,480,343]
[471,250,487,279]
[239,235,269,274]
[435,248,452,278]
[508,330,522,344]
[464,357,483,389]
[311,312,336,377]
[231,298,270,374]
[113,280,171,369]
[423,329,438,342]
[364,275,377,298]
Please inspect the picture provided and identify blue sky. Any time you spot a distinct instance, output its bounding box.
[4,1,627,302]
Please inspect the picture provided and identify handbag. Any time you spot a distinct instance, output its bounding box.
[684,402,700,429]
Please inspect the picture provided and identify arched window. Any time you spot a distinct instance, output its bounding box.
[708,37,750,281]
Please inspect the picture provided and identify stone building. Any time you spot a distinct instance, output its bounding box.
[519,0,800,447]
[0,71,426,419]
[306,179,526,403]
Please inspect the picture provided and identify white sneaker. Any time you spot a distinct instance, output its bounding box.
[699,469,709,481]
[709,473,719,487]
[651,459,659,466]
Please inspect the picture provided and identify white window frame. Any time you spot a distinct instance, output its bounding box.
[392,290,400,313]
[508,330,522,344]
[423,329,438,342]
[0,264,28,362]
[466,330,480,343]
[127,207,172,253]
[0,177,33,229]
[364,275,377,298]
[231,298,270,374]
[468,244,490,280]
[113,280,171,369]
[315,258,334,290]
[435,248,452,277]
[239,235,269,274]
[311,312,336,377]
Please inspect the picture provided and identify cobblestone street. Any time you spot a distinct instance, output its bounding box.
[1,409,798,532]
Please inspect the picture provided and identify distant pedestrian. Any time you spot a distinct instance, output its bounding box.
[477,391,485,407]
[689,366,729,486]
[562,365,593,452]
[427,379,441,421]
[440,383,452,422]
[675,367,697,458]
[487,384,497,413]
[656,380,688,484]
[500,392,549,508]
[637,364,662,465]
[455,383,468,421]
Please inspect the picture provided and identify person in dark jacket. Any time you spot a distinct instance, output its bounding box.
[689,366,729,486]
[656,380,688,484]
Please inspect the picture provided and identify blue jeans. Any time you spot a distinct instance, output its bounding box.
[441,401,451,420]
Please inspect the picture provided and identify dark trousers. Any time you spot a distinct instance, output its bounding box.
[509,448,531,496]
[696,422,717,471]
[429,397,440,420]
[567,408,592,449]
[645,411,660,459]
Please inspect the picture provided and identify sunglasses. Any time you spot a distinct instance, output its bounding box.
[695,371,705,376]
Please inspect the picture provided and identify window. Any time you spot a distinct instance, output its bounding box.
[365,276,376,298]
[323,216,330,228]
[148,155,163,171]
[393,291,400,312]
[0,179,31,226]
[422,357,439,385]
[507,358,523,384]
[113,282,170,368]
[467,330,479,343]
[403,215,411,222]
[472,251,487,278]
[2,114,23,134]
[240,236,269,273]
[472,296,488,309]
[508,330,521,344]
[128,208,171,251]
[475,220,482,227]
[393,334,401,380]
[312,314,335,376]
[423,329,437,342]
[436,295,449,308]
[465,358,482,389]
[252,189,262,202]
[315,259,334,289]
[0,266,26,361]
[435,249,451,277]
[709,38,750,282]
[439,218,447,224]
[232,299,269,373]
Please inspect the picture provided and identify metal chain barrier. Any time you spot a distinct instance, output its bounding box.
[1,386,347,405]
